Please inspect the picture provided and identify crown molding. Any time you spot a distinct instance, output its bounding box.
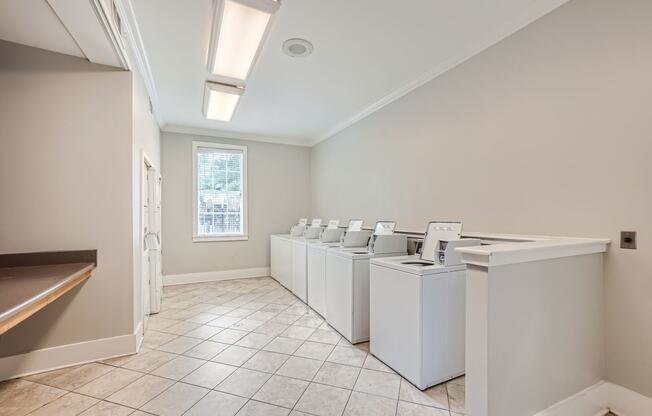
[309,0,571,147]
[113,0,570,148]
[161,124,312,147]
[112,0,164,126]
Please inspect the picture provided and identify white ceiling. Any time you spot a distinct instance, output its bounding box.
[133,0,569,145]
[2,0,569,146]
[0,0,84,58]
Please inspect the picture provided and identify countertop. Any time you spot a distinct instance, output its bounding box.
[456,232,610,267]
[0,250,96,335]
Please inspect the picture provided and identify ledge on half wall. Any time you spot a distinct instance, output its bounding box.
[163,267,271,286]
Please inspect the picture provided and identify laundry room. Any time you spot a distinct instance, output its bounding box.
[0,1,650,415]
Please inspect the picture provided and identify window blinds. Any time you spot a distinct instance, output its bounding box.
[196,147,244,236]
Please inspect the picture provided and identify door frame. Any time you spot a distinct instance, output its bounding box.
[139,151,161,335]
[141,153,153,332]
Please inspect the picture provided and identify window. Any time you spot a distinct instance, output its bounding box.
[192,141,247,241]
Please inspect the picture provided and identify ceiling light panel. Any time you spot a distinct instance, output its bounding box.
[203,82,244,122]
[208,0,280,82]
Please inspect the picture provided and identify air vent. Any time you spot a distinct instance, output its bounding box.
[282,38,313,58]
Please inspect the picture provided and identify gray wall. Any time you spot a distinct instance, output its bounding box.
[310,0,652,398]
[0,41,134,355]
[161,132,311,275]
[131,51,161,334]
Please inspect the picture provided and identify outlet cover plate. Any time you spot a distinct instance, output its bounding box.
[620,231,637,249]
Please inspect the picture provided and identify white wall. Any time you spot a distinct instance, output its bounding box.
[0,41,134,354]
[482,255,604,415]
[160,131,311,276]
[310,0,652,398]
[130,57,161,336]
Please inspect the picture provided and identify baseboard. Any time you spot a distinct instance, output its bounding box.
[163,267,270,286]
[534,381,652,416]
[534,381,609,416]
[0,331,138,381]
[609,382,652,416]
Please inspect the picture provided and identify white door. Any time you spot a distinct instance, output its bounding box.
[142,160,163,321]
[148,172,162,314]
[142,162,152,321]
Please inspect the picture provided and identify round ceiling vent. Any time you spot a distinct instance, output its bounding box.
[282,38,313,58]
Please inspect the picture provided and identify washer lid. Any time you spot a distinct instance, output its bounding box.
[371,255,465,275]
[307,241,340,251]
[328,246,371,259]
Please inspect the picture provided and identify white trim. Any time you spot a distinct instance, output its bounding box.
[192,141,248,241]
[135,151,157,344]
[134,320,144,350]
[533,381,652,416]
[193,235,249,242]
[112,0,164,125]
[163,267,270,286]
[162,124,311,147]
[534,381,609,416]
[310,0,572,145]
[609,382,652,416]
[0,332,138,381]
[88,0,129,68]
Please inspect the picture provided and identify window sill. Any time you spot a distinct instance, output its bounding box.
[192,235,249,243]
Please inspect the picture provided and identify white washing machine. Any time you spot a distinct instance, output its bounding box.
[307,241,339,317]
[369,221,480,389]
[306,220,345,318]
[325,221,407,344]
[289,220,323,302]
[270,218,310,292]
[270,233,293,291]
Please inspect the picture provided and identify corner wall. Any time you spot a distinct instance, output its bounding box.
[310,0,652,399]
[0,41,135,356]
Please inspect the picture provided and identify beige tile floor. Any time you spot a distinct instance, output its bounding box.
[0,277,465,416]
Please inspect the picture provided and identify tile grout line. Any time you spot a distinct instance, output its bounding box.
[11,277,463,416]
[178,284,307,415]
[287,340,334,414]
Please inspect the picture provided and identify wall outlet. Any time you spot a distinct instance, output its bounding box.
[620,231,637,249]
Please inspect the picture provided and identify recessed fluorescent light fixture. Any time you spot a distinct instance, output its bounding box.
[203,82,244,122]
[208,0,280,83]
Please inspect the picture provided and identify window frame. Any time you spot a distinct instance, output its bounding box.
[192,140,248,242]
